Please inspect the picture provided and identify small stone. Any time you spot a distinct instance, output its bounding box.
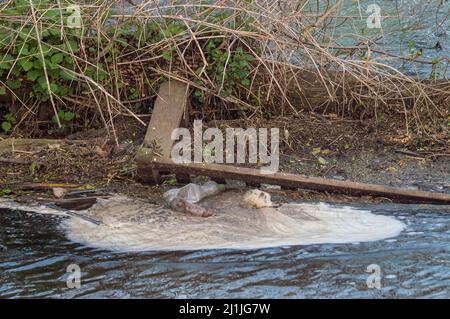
[95,145,108,157]
[48,143,61,150]
[52,187,67,199]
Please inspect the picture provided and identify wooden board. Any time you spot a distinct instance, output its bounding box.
[143,80,189,159]
[136,152,450,205]
[139,80,189,183]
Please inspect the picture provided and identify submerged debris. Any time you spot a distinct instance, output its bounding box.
[163,181,225,217]
[243,189,279,208]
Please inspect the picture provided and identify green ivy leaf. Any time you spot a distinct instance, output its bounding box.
[0,188,12,196]
[0,86,6,95]
[51,53,64,64]
[18,44,29,55]
[0,54,12,70]
[160,29,172,38]
[26,69,40,81]
[60,70,77,81]
[241,79,250,87]
[0,62,11,70]
[20,59,33,71]
[162,50,171,61]
[37,76,47,89]
[33,59,43,69]
[50,83,59,93]
[1,121,12,133]
[4,113,16,124]
[64,112,75,121]
[6,79,22,89]
[59,86,70,96]
[44,59,58,70]
[239,60,249,67]
[14,0,29,14]
[44,9,60,18]
[68,40,78,52]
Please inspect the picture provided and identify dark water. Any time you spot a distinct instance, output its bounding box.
[0,204,449,298]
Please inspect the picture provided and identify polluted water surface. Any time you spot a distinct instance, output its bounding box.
[0,190,405,252]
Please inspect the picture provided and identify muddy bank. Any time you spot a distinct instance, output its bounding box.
[0,114,448,205]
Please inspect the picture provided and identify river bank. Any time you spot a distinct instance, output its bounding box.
[1,113,448,206]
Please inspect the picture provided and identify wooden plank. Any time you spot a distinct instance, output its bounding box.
[143,80,189,159]
[136,151,450,205]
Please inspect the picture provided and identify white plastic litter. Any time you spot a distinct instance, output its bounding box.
[163,181,225,204]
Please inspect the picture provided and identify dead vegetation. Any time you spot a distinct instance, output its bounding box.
[0,0,448,142]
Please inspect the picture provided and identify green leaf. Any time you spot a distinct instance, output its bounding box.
[408,40,416,52]
[1,121,12,133]
[0,86,6,95]
[51,53,64,64]
[163,177,177,186]
[18,44,29,55]
[68,40,78,52]
[64,112,75,121]
[239,60,249,67]
[244,54,255,62]
[33,59,43,69]
[29,161,38,176]
[44,9,59,18]
[312,147,321,155]
[4,113,16,124]
[60,70,77,81]
[20,59,34,71]
[160,29,172,38]
[241,79,250,87]
[0,62,11,70]
[50,83,59,93]
[59,86,70,96]
[317,157,327,165]
[0,54,12,69]
[162,50,171,61]
[26,69,41,81]
[14,0,29,14]
[6,79,22,89]
[44,59,57,70]
[0,188,12,196]
[37,76,47,89]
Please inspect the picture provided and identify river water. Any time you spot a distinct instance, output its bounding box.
[0,202,448,298]
[0,0,449,299]
[121,0,449,78]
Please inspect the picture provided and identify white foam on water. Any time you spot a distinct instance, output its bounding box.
[1,191,406,252]
[0,198,66,216]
